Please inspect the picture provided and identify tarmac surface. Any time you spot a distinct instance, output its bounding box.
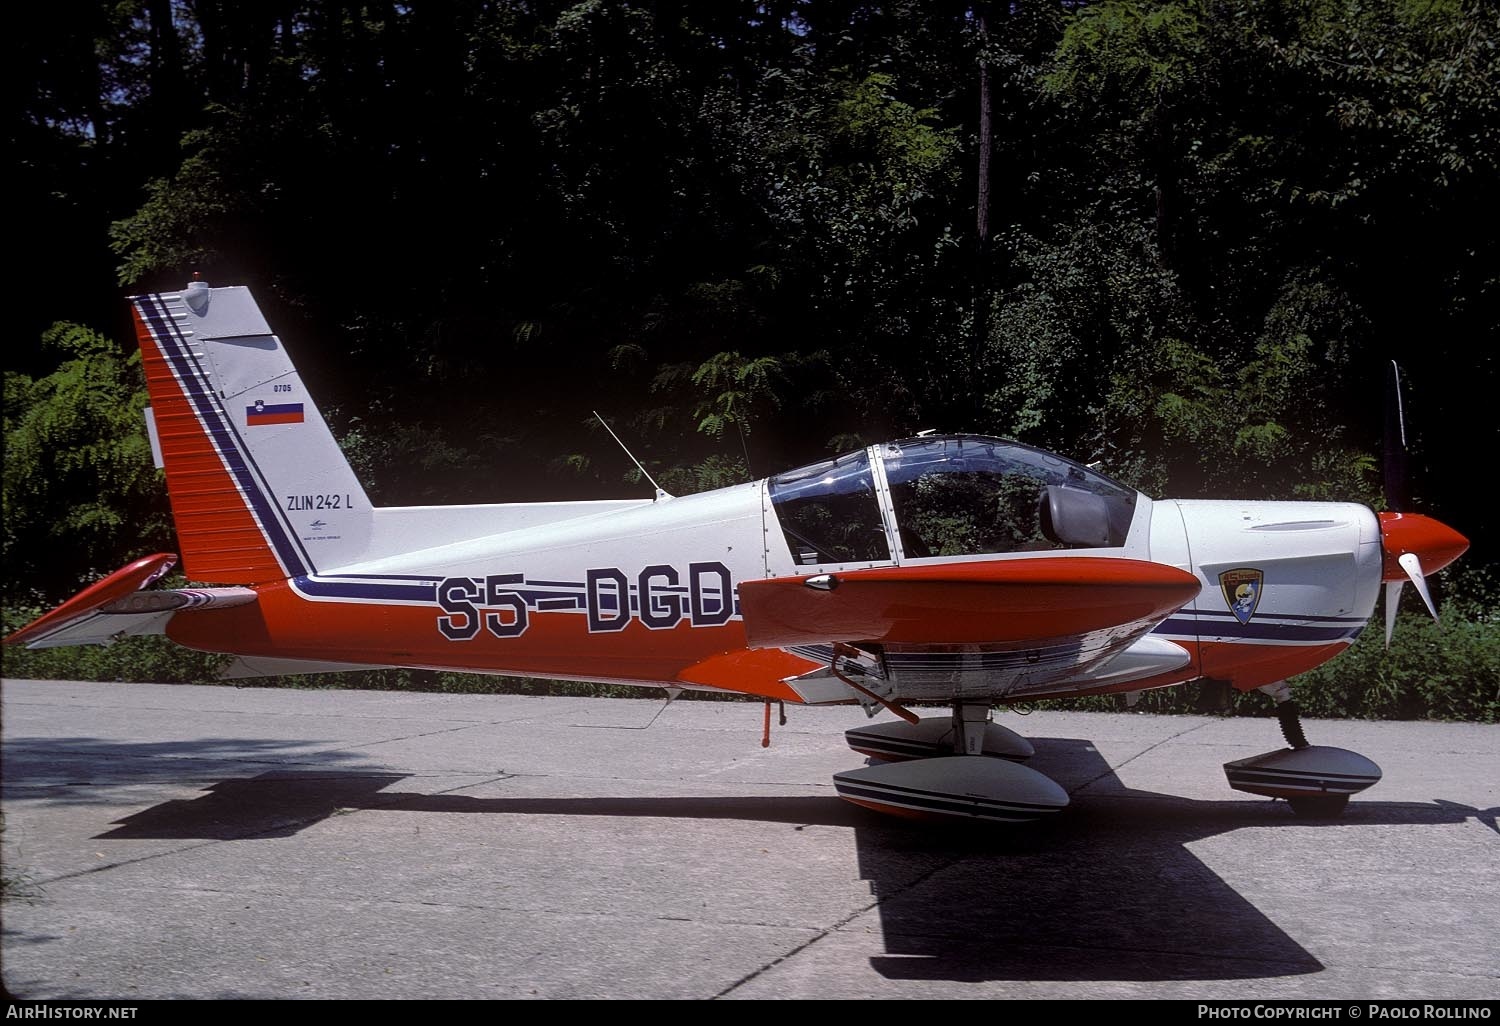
[2,678,1496,1001]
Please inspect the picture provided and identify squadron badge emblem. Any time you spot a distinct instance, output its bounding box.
[1219,567,1264,624]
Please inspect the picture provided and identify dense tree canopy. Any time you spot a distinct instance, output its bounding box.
[9,0,1496,610]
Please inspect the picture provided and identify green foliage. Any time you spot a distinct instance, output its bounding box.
[1268,0,1499,191]
[829,71,961,209]
[1048,0,1206,101]
[0,634,229,685]
[656,454,752,496]
[338,420,486,506]
[3,323,171,600]
[1293,565,1499,721]
[688,351,785,438]
[983,221,1188,457]
[110,125,237,286]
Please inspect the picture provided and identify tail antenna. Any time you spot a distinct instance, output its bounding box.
[594,411,672,501]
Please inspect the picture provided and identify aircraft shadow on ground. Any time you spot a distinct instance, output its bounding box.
[846,737,1492,983]
[0,735,372,810]
[857,737,1325,983]
[5,734,1494,984]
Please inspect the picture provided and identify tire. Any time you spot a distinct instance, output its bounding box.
[1287,794,1350,819]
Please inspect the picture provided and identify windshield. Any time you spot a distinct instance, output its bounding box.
[768,449,890,566]
[882,436,1136,557]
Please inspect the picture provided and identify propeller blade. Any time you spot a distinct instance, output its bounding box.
[1397,551,1439,622]
[1383,580,1403,648]
[1383,360,1410,513]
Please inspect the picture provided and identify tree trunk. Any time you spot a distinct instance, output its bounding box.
[976,6,993,256]
[971,2,995,419]
[147,0,184,153]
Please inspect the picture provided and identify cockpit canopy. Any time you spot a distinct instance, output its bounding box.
[768,435,1138,567]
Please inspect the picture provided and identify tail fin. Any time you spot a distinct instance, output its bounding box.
[133,281,371,583]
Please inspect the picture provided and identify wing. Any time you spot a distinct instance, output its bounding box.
[736,556,1201,704]
[739,556,1199,648]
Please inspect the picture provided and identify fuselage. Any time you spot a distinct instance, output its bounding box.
[166,436,1386,705]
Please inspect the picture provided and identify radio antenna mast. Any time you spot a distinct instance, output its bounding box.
[594,411,671,501]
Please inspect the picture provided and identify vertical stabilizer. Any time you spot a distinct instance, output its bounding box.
[133,283,372,583]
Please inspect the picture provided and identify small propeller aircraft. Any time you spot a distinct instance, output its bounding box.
[6,281,1470,823]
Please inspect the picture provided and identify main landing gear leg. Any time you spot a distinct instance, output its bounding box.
[833,700,1068,824]
[954,702,992,755]
[1221,680,1382,818]
[844,702,1033,761]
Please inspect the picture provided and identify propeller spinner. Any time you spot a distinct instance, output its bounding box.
[1378,512,1469,643]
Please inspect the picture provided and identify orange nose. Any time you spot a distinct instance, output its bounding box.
[1378,512,1469,581]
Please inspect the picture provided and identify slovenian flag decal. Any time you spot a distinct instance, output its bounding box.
[246,399,305,426]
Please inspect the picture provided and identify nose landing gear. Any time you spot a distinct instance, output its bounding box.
[1222,682,1382,818]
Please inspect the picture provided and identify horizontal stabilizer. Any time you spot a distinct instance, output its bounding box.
[5,554,177,647]
[16,610,177,649]
[5,554,259,650]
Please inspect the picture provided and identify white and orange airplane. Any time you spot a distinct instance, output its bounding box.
[5,280,1470,823]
